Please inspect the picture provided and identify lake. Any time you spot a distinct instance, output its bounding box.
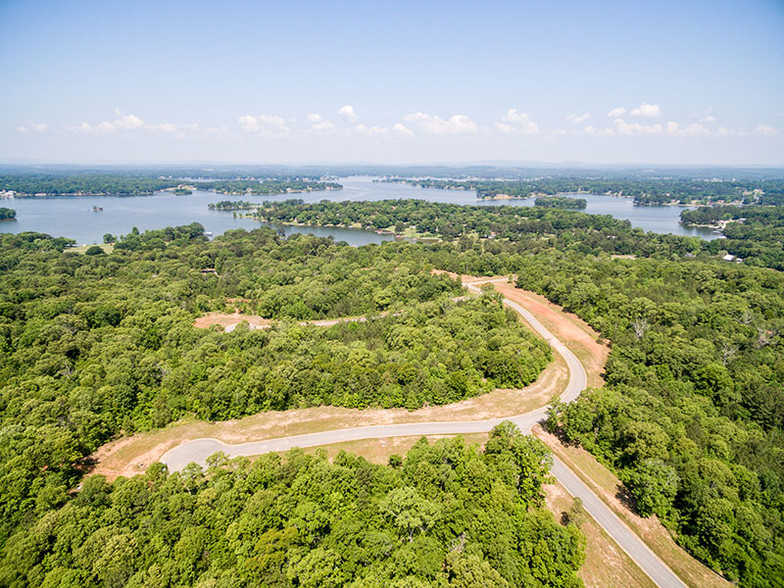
[0,175,719,246]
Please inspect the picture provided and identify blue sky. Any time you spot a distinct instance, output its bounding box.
[1,0,783,165]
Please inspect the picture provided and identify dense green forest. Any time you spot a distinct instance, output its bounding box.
[200,180,342,195]
[2,192,784,585]
[0,226,573,587]
[254,198,784,270]
[249,200,784,585]
[524,255,784,584]
[207,201,258,211]
[0,426,585,588]
[0,207,16,220]
[534,197,586,210]
[0,174,340,197]
[680,205,784,266]
[387,177,784,205]
[0,175,181,195]
[0,226,553,569]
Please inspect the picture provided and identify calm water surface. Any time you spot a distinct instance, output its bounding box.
[0,176,719,246]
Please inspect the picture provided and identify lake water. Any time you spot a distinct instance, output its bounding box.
[0,175,719,246]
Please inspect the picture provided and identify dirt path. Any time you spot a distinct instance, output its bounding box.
[492,280,608,388]
[193,311,372,332]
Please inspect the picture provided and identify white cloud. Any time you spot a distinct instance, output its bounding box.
[391,122,414,138]
[757,124,778,135]
[71,112,180,135]
[566,113,591,124]
[583,125,596,134]
[354,124,390,136]
[630,102,661,118]
[19,121,48,132]
[610,118,712,137]
[344,121,414,138]
[238,114,290,136]
[679,123,711,136]
[404,112,478,135]
[716,126,733,136]
[339,105,358,123]
[613,118,664,135]
[698,108,716,124]
[110,113,146,131]
[494,109,539,135]
[666,122,712,136]
[306,113,336,132]
[17,121,49,133]
[606,103,661,119]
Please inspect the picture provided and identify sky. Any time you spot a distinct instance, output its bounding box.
[1,0,783,166]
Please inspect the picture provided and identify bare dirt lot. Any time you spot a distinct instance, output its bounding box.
[193,311,273,330]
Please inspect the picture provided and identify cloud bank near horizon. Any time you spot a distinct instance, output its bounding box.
[42,102,777,143]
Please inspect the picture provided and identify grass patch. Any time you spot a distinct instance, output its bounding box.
[68,243,114,254]
[544,481,656,588]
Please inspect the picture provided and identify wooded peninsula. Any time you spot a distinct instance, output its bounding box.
[0,172,341,197]
[386,177,784,205]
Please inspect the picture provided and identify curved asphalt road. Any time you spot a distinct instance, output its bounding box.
[162,279,686,587]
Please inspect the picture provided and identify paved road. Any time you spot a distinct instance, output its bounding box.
[161,278,686,587]
[552,458,686,588]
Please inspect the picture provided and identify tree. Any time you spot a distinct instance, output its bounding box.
[380,486,441,543]
[622,459,679,518]
[444,551,510,587]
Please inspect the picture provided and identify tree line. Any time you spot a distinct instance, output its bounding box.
[534,197,586,209]
[681,205,784,269]
[252,198,784,270]
[386,177,784,205]
[0,174,341,197]
[200,180,342,195]
[0,425,584,588]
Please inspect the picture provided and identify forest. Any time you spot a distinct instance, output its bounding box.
[208,201,260,211]
[534,197,587,210]
[0,207,16,220]
[254,198,784,270]
[526,254,784,585]
[247,200,784,585]
[199,180,342,195]
[388,177,784,205]
[0,226,574,587]
[680,205,784,267]
[0,426,584,588]
[0,174,341,197]
[1,193,783,585]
